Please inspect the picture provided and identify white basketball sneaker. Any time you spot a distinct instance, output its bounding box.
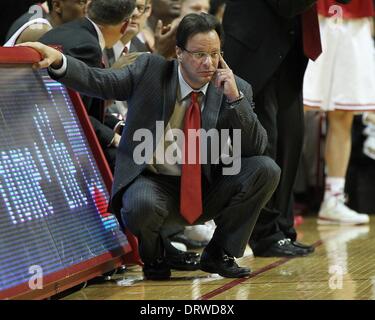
[170,241,187,252]
[318,196,369,225]
[184,221,216,243]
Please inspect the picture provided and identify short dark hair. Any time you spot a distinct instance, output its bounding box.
[176,13,224,49]
[87,0,136,25]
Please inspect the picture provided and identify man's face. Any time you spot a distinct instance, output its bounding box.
[58,0,88,23]
[180,0,209,16]
[152,0,181,21]
[176,30,221,89]
[126,0,152,36]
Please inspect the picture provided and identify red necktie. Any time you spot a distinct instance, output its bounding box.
[122,46,129,55]
[180,92,203,224]
[302,4,322,61]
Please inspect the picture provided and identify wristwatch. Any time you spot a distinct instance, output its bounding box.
[226,91,244,108]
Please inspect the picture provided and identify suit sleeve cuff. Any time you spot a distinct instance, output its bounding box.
[48,54,67,76]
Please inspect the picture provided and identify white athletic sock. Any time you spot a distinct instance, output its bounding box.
[324,176,345,201]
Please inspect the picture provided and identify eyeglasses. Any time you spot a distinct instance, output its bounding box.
[182,48,223,62]
[133,4,151,17]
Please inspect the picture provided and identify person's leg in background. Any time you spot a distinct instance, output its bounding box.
[346,114,375,213]
[247,76,285,254]
[274,67,311,247]
[303,13,375,224]
[249,63,314,257]
[318,110,369,225]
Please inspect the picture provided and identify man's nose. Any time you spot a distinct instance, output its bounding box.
[201,54,214,66]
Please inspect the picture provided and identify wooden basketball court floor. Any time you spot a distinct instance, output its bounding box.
[61,217,375,300]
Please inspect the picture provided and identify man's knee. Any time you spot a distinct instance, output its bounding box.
[120,192,164,236]
[259,156,280,181]
[243,156,281,189]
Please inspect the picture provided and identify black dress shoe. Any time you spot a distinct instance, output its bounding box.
[292,241,315,253]
[254,238,311,257]
[200,249,251,278]
[164,242,201,260]
[166,251,201,271]
[143,259,171,280]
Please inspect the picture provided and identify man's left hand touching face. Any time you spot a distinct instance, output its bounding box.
[214,54,240,102]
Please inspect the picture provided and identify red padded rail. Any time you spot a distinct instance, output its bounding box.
[0,46,42,64]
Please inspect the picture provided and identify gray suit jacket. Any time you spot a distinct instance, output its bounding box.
[51,53,268,216]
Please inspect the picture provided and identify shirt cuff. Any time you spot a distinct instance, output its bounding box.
[48,54,67,76]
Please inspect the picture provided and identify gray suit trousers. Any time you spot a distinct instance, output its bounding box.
[120,156,280,263]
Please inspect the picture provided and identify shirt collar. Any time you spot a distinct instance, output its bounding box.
[112,40,131,61]
[86,17,106,51]
[178,65,209,101]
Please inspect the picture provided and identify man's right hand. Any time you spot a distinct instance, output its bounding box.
[154,18,181,59]
[16,42,63,70]
[111,52,143,69]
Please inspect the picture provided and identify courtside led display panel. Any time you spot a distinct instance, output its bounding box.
[0,63,128,296]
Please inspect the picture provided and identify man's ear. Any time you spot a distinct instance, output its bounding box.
[53,0,62,14]
[176,46,182,61]
[120,20,130,34]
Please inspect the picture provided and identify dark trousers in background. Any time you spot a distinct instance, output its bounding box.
[346,115,375,214]
[249,56,305,254]
[346,164,375,213]
[120,157,280,263]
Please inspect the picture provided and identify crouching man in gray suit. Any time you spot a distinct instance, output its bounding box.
[22,13,280,280]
